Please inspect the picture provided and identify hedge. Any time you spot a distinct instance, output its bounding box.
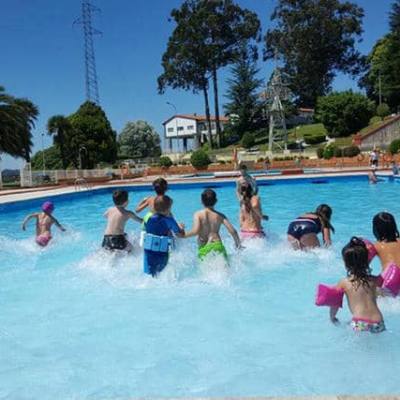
[190,149,211,169]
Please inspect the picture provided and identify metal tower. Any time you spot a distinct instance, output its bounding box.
[75,0,101,104]
[265,68,291,152]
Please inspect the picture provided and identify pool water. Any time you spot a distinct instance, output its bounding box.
[1,177,400,399]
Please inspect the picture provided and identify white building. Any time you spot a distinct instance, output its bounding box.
[162,114,229,152]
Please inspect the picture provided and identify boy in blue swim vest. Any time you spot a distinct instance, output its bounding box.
[143,195,184,277]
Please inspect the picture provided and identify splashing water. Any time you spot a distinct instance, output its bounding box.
[1,178,400,399]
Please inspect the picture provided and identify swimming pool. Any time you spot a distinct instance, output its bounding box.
[1,175,400,399]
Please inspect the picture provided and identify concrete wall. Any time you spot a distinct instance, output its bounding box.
[361,119,400,150]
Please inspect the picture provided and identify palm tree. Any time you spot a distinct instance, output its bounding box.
[0,86,39,161]
[47,115,72,169]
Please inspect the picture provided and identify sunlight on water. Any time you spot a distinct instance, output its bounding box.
[1,178,400,399]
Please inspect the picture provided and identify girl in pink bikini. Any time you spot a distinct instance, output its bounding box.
[22,201,66,247]
[239,183,268,240]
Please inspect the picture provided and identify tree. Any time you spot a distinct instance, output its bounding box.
[224,46,263,138]
[118,120,161,159]
[316,91,375,137]
[0,86,38,160]
[264,0,365,107]
[67,102,117,168]
[31,145,63,170]
[390,0,400,35]
[159,0,261,147]
[360,35,400,111]
[47,115,73,169]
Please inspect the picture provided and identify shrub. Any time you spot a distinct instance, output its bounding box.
[317,147,324,159]
[219,160,226,164]
[376,103,391,118]
[369,116,382,125]
[333,147,343,157]
[190,149,211,169]
[316,91,375,137]
[342,145,361,157]
[323,144,337,159]
[303,134,326,145]
[159,156,173,168]
[241,132,255,149]
[257,157,265,163]
[389,139,400,155]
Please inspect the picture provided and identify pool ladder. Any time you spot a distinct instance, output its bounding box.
[74,178,91,191]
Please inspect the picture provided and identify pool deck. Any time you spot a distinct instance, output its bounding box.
[0,169,395,205]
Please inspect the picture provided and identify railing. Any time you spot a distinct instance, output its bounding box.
[74,178,91,191]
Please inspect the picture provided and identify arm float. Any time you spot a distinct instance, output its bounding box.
[381,264,400,297]
[362,238,377,262]
[315,284,344,308]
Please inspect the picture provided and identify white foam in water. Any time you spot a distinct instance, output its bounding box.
[2,180,400,399]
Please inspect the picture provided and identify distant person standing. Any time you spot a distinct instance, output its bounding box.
[369,148,379,168]
[391,160,399,176]
[236,163,258,200]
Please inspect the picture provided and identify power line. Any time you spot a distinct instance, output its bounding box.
[74,0,101,104]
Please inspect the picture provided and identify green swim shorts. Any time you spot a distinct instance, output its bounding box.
[198,241,228,261]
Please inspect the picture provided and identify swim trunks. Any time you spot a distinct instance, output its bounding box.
[351,317,386,333]
[102,234,128,251]
[240,229,265,240]
[36,234,52,247]
[198,241,228,261]
[287,216,321,240]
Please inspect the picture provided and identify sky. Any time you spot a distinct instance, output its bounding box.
[0,0,394,169]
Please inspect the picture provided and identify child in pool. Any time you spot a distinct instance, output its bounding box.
[287,204,334,250]
[236,163,258,200]
[102,190,142,252]
[22,201,65,247]
[143,195,184,277]
[239,182,268,240]
[371,212,400,272]
[330,237,385,333]
[135,177,168,215]
[185,189,241,261]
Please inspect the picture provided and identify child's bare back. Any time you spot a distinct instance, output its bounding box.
[194,208,225,246]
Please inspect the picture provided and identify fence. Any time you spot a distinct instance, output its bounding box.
[19,165,147,188]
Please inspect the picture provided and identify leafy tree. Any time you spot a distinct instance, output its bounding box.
[376,103,391,118]
[264,0,364,106]
[118,120,161,159]
[390,138,400,155]
[0,86,38,161]
[224,46,263,138]
[159,0,261,147]
[67,102,117,169]
[316,91,375,137]
[47,115,73,169]
[390,0,400,35]
[359,34,400,111]
[31,145,63,170]
[241,132,255,149]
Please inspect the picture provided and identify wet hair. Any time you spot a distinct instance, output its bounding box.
[153,177,168,195]
[315,204,335,233]
[342,236,371,289]
[240,182,253,212]
[373,212,399,242]
[201,189,217,207]
[113,190,128,206]
[154,195,173,214]
[239,163,248,172]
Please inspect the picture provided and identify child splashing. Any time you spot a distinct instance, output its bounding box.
[330,237,385,333]
[287,204,334,250]
[136,177,168,217]
[239,183,268,240]
[371,212,400,272]
[22,201,66,247]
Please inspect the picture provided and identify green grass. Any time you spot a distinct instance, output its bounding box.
[288,123,327,140]
[359,118,389,136]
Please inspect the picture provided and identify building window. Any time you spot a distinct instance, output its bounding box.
[167,127,174,133]
[188,125,194,130]
[177,126,184,131]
